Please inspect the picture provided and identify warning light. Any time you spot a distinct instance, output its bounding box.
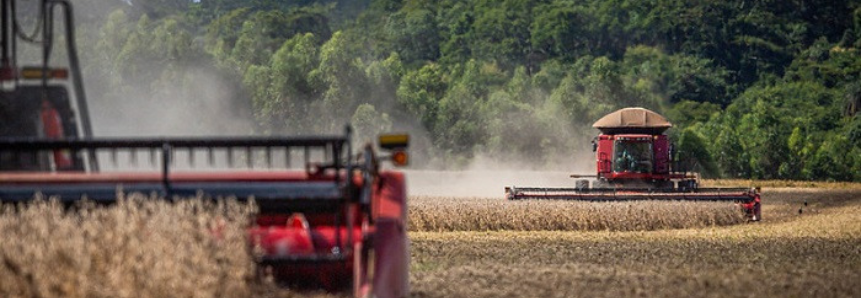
[391,150,408,166]
[378,133,409,166]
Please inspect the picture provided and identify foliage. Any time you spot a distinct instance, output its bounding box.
[75,0,861,180]
[351,103,393,144]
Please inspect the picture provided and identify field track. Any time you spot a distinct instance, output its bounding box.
[0,188,858,298]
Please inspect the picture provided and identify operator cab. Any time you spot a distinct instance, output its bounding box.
[594,132,672,186]
[613,136,653,174]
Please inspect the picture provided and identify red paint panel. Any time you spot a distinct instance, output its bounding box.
[373,171,406,221]
[249,225,362,256]
[654,134,669,174]
[40,101,73,169]
[597,135,614,175]
[371,171,408,298]
[608,172,661,180]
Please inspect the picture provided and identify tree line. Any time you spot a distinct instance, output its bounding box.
[71,0,861,181]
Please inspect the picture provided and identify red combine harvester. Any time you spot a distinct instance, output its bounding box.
[0,1,409,297]
[505,107,761,221]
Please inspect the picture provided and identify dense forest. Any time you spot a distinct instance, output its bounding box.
[54,0,861,180]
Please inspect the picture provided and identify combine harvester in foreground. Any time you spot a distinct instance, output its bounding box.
[0,1,408,297]
[505,107,761,221]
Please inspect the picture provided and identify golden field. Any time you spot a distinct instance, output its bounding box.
[0,193,255,298]
[0,187,859,298]
[410,189,861,298]
[408,197,746,232]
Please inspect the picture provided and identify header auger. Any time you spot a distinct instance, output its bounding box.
[505,107,761,221]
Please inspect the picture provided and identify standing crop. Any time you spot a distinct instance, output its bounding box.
[408,196,746,232]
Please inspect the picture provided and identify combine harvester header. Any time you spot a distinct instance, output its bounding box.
[0,131,412,298]
[505,107,761,221]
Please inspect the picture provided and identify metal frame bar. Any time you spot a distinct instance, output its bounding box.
[0,135,349,191]
[506,186,756,202]
[509,187,752,194]
[0,136,348,150]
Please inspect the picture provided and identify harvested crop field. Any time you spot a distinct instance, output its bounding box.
[1,188,859,298]
[410,189,861,298]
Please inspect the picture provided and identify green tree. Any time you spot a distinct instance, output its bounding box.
[319,31,368,126]
[435,84,485,160]
[708,119,749,178]
[530,3,586,62]
[133,0,190,18]
[469,0,537,68]
[246,33,323,133]
[385,6,440,63]
[437,2,473,65]
[351,103,393,144]
[806,133,854,181]
[364,52,405,110]
[675,127,718,178]
[397,63,446,133]
[204,8,253,64]
[782,127,813,179]
[665,101,720,128]
[212,8,330,73]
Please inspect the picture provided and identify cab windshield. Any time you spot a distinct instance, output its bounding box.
[613,140,653,173]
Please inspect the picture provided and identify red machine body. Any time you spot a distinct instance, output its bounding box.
[506,107,762,221]
[0,144,410,298]
[589,108,695,188]
[248,171,408,297]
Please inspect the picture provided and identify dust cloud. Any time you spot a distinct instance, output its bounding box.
[87,67,254,137]
[8,0,256,139]
[405,170,572,197]
[405,152,595,197]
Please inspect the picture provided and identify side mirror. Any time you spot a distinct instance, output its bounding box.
[378,134,410,166]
